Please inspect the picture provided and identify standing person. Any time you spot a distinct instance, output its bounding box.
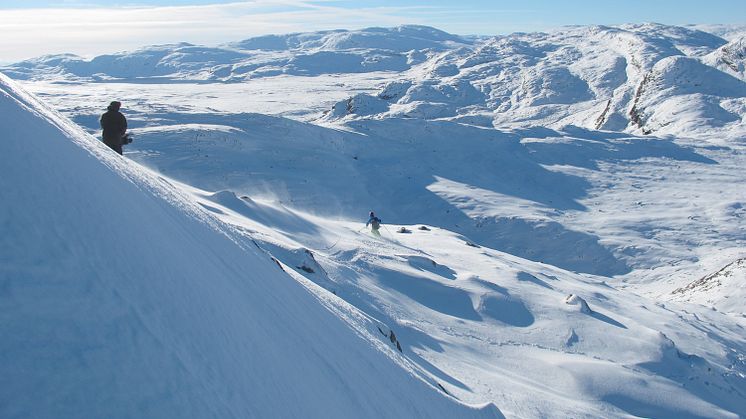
[100,101,128,155]
[366,211,382,236]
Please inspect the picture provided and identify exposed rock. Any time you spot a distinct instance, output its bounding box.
[295,249,323,275]
[377,324,403,353]
[271,257,286,272]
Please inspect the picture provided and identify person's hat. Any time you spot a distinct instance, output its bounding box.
[370,211,375,216]
[107,101,122,111]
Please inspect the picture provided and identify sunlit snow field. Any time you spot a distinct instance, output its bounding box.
[5,23,746,418]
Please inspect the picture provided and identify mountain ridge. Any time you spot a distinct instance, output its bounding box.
[5,23,745,138]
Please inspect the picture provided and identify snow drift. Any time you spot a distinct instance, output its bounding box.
[0,73,499,418]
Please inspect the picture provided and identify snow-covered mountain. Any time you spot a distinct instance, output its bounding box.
[706,36,746,79]
[323,23,746,138]
[6,23,745,138]
[0,74,500,418]
[3,23,746,418]
[3,25,470,81]
[673,258,746,314]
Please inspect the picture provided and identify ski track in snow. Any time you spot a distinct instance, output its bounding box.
[4,23,746,418]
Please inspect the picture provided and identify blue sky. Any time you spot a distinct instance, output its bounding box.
[1,0,744,62]
[3,0,744,24]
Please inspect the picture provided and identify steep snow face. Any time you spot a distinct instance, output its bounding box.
[0,74,500,418]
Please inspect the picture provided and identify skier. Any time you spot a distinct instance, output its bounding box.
[100,101,129,155]
[366,211,382,236]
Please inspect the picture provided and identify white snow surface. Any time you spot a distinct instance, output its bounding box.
[7,23,746,138]
[0,74,499,418]
[3,23,746,418]
[2,25,467,82]
[672,258,746,314]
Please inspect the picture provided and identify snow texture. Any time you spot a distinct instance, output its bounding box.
[0,74,499,419]
[3,22,746,419]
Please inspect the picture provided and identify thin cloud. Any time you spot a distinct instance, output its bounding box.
[0,0,523,61]
[0,1,430,61]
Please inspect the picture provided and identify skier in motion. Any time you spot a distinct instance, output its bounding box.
[366,211,382,236]
[100,101,130,155]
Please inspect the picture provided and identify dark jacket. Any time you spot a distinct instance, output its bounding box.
[100,110,127,145]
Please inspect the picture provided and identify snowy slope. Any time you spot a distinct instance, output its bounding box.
[229,25,467,52]
[319,24,746,138]
[61,105,743,418]
[180,187,746,418]
[2,25,469,82]
[705,36,746,80]
[672,258,746,314]
[5,22,746,418]
[692,24,746,42]
[7,23,746,137]
[0,74,500,418]
[628,55,746,135]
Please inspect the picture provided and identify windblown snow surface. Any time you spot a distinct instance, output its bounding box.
[0,75,499,418]
[3,24,746,418]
